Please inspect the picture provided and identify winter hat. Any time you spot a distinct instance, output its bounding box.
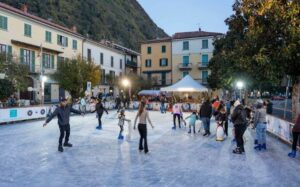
[234,100,241,107]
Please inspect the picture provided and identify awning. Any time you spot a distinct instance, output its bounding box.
[11,40,64,54]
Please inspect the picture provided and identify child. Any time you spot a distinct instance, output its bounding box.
[92,98,108,130]
[118,109,131,140]
[185,112,198,134]
[215,107,228,137]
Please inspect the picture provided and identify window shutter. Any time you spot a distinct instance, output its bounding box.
[31,51,35,72]
[42,53,45,68]
[66,37,68,47]
[51,55,55,69]
[57,34,60,45]
[159,59,162,66]
[20,48,24,63]
[7,45,12,57]
[3,17,7,30]
[166,59,168,66]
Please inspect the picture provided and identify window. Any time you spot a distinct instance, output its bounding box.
[111,56,114,67]
[24,24,31,37]
[0,15,8,30]
[182,71,189,78]
[101,69,106,84]
[183,56,189,66]
[87,49,92,62]
[100,53,104,65]
[20,48,35,72]
[0,44,7,53]
[109,70,115,81]
[145,59,152,67]
[160,58,168,67]
[162,45,166,53]
[147,46,152,54]
[201,54,209,66]
[120,59,123,69]
[0,44,11,55]
[183,41,189,50]
[57,34,68,47]
[202,39,208,49]
[57,56,65,63]
[72,40,77,50]
[45,31,52,43]
[42,53,55,69]
[202,71,208,83]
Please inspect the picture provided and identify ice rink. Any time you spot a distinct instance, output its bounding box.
[0,110,300,187]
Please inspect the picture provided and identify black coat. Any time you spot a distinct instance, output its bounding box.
[199,101,212,118]
[231,105,247,126]
[93,102,108,115]
[46,105,81,126]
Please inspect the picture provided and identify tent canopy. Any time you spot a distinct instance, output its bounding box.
[160,75,208,92]
[138,90,161,96]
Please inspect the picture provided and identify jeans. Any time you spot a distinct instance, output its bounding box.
[160,103,166,113]
[292,132,300,151]
[235,124,247,151]
[98,113,103,128]
[256,122,266,145]
[173,114,181,128]
[201,117,211,133]
[59,124,70,146]
[138,123,148,152]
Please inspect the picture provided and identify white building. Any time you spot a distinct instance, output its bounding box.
[83,40,125,96]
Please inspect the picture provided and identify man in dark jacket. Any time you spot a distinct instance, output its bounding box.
[266,100,273,114]
[199,99,213,136]
[92,98,108,130]
[231,100,247,154]
[43,98,84,152]
[115,96,121,112]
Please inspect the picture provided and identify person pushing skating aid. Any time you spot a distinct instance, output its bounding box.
[43,98,84,152]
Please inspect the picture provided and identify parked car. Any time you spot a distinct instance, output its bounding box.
[271,95,285,100]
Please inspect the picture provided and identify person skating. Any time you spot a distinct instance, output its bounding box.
[134,101,154,154]
[43,98,84,152]
[185,112,198,134]
[172,103,182,129]
[253,99,267,151]
[199,99,213,136]
[288,113,300,158]
[215,107,228,137]
[160,96,167,113]
[231,100,247,154]
[115,95,121,112]
[92,98,108,130]
[117,109,131,140]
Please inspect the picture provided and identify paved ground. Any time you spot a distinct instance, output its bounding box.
[0,110,300,187]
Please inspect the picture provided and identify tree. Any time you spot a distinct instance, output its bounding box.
[53,56,101,98]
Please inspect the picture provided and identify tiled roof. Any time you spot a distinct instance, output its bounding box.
[172,31,223,40]
[141,37,172,44]
[0,2,83,38]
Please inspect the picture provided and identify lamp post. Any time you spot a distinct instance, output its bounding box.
[41,75,47,105]
[236,81,244,100]
[122,78,131,99]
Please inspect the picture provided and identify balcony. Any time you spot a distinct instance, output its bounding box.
[198,62,209,69]
[150,79,172,87]
[126,60,137,67]
[178,63,192,70]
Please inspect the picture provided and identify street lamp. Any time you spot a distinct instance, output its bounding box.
[40,75,47,105]
[236,81,244,99]
[122,78,131,100]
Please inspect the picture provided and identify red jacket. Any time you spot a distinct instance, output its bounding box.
[293,114,300,133]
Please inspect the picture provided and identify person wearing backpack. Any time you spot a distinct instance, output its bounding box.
[231,100,247,154]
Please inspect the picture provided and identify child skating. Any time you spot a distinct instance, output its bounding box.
[185,112,198,134]
[92,98,109,130]
[43,98,84,152]
[117,109,131,140]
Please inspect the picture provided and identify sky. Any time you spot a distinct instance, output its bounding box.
[137,0,235,35]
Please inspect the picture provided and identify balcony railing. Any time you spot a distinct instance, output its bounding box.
[126,60,137,67]
[150,79,172,86]
[198,62,209,69]
[178,63,192,70]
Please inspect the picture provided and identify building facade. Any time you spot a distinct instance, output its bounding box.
[172,31,223,84]
[140,38,172,88]
[0,3,84,103]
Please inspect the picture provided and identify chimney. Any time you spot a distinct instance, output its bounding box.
[21,4,28,13]
[71,26,77,33]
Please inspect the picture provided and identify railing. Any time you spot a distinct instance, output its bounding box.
[126,60,137,67]
[151,79,172,86]
[178,63,192,69]
[198,62,209,69]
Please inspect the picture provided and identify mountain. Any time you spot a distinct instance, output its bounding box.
[1,0,168,51]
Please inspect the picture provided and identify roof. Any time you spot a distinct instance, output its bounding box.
[0,2,83,38]
[172,31,223,40]
[141,37,172,44]
[160,75,208,92]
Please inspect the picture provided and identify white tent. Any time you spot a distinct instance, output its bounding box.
[138,90,161,96]
[160,75,208,92]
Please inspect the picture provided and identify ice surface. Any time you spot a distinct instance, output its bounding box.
[0,110,300,187]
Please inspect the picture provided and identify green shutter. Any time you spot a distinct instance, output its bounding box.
[7,45,12,57]
[0,16,8,30]
[42,53,45,68]
[51,55,55,69]
[31,51,35,72]
[57,34,60,45]
[66,37,68,47]
[20,48,24,63]
[29,25,31,37]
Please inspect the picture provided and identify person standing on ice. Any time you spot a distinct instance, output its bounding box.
[185,112,198,134]
[92,98,108,130]
[231,100,247,154]
[43,98,84,152]
[253,99,267,151]
[288,113,300,158]
[134,101,154,154]
[172,102,182,129]
[199,99,213,136]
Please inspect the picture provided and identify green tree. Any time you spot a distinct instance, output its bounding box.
[53,56,101,98]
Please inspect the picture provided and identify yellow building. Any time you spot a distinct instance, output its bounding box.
[140,38,172,88]
[0,3,84,102]
[171,31,223,84]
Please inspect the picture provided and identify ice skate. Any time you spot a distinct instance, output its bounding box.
[63,142,73,147]
[58,146,64,152]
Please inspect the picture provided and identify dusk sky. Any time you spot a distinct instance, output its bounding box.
[137,0,235,35]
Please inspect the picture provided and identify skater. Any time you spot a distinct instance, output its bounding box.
[253,99,267,151]
[43,98,84,152]
[160,96,166,113]
[134,101,154,154]
[199,99,212,136]
[92,98,108,130]
[80,97,87,113]
[288,113,300,158]
[185,112,198,134]
[215,107,228,137]
[172,103,182,129]
[231,100,247,154]
[115,95,122,112]
[117,109,131,140]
